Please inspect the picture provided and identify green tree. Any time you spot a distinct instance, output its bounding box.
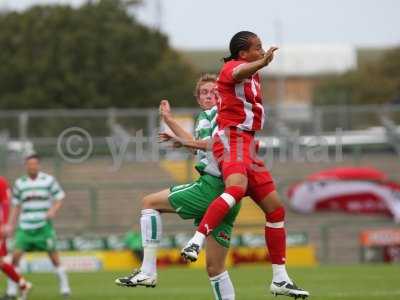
[0,0,197,109]
[314,47,400,105]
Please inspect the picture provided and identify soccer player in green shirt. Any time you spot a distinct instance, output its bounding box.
[115,74,240,300]
[5,154,71,298]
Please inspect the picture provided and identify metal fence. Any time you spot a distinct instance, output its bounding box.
[1,104,400,139]
[0,105,399,264]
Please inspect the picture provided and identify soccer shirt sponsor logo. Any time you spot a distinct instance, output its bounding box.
[217,231,230,242]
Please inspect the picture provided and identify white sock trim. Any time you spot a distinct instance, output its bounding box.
[221,193,236,208]
[141,208,159,216]
[191,231,206,248]
[266,221,284,228]
[209,270,229,282]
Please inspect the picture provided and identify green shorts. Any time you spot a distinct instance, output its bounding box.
[168,174,241,248]
[14,222,57,252]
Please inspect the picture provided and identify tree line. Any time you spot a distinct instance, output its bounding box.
[0,0,198,109]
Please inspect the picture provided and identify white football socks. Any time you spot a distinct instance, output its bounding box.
[140,209,162,276]
[55,266,71,295]
[272,264,292,284]
[209,271,235,300]
[190,231,206,249]
[6,275,18,296]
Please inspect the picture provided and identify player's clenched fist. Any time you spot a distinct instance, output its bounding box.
[159,99,172,120]
[263,46,279,66]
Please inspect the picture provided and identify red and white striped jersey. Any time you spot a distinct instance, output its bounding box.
[217,59,265,131]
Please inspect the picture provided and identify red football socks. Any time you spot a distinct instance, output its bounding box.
[0,262,22,283]
[265,206,286,264]
[198,186,245,235]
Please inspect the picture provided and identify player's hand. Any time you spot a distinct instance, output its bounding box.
[158,132,183,148]
[263,46,278,66]
[158,132,174,142]
[159,99,172,120]
[171,140,184,149]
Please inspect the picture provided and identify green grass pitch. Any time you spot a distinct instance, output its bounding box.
[1,264,398,300]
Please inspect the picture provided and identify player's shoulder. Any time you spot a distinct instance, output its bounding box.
[219,59,247,83]
[15,174,28,184]
[222,59,246,72]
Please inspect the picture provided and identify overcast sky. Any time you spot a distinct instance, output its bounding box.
[1,0,399,49]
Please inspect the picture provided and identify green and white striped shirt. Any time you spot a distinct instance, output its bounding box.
[12,172,65,230]
[194,106,220,177]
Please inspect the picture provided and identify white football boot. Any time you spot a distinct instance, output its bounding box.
[180,243,200,262]
[270,280,310,299]
[115,270,157,288]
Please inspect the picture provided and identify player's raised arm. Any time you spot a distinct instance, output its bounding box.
[159,100,194,142]
[233,46,278,81]
[159,100,213,151]
[158,132,209,150]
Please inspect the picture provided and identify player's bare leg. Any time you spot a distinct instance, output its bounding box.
[206,236,235,300]
[256,192,309,299]
[115,189,173,288]
[181,173,247,262]
[48,251,71,298]
[4,250,32,300]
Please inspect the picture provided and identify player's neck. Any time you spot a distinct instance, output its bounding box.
[28,173,39,180]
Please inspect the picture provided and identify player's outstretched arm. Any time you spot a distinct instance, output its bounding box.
[233,46,278,81]
[159,100,194,142]
[180,138,210,151]
[158,132,210,151]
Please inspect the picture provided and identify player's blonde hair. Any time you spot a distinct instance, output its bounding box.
[194,73,217,98]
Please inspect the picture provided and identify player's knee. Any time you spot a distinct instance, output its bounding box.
[142,195,156,209]
[226,185,246,203]
[225,172,248,191]
[206,262,225,278]
[266,206,285,223]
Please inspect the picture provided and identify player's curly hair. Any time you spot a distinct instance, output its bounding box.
[194,73,217,98]
[223,31,258,62]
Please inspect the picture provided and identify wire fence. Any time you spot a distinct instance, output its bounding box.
[1,104,399,139]
[1,105,399,264]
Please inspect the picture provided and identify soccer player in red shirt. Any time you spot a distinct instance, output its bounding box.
[0,176,32,299]
[181,31,309,298]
